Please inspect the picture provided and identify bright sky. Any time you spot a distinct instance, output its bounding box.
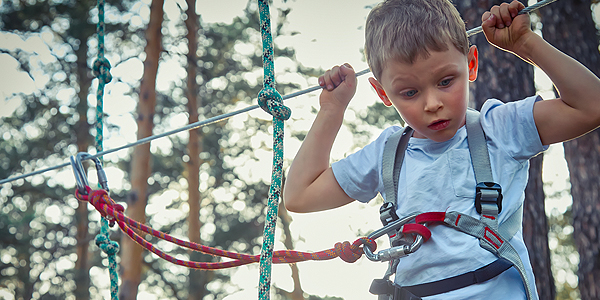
[0,0,579,299]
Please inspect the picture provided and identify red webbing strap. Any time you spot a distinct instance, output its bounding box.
[75,187,376,269]
[402,223,432,241]
[415,212,446,224]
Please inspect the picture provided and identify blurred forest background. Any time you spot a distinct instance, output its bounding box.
[0,0,599,299]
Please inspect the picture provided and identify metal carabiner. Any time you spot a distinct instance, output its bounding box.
[70,152,109,195]
[363,235,424,262]
[368,212,421,240]
[363,212,423,262]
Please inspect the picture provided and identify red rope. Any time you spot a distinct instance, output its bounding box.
[75,187,377,270]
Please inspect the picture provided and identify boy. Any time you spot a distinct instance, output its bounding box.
[284,0,600,299]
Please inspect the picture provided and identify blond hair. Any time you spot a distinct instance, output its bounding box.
[365,0,469,80]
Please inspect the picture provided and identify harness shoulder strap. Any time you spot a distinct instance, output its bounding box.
[465,109,493,184]
[466,109,521,239]
[381,126,413,226]
[466,109,503,231]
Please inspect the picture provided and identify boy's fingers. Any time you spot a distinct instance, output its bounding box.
[481,11,491,24]
[508,0,520,18]
[323,70,334,91]
[499,2,513,27]
[340,63,356,87]
[489,6,503,28]
[510,1,526,15]
[320,63,356,92]
[331,65,343,87]
[481,11,496,36]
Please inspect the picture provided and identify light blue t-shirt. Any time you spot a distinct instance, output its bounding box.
[332,96,547,299]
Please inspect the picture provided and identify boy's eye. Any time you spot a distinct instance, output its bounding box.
[440,78,452,86]
[403,90,417,97]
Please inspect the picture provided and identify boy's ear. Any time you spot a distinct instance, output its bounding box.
[369,77,392,106]
[468,45,479,82]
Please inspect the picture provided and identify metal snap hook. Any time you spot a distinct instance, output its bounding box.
[363,233,424,262]
[70,152,109,195]
[364,212,425,262]
[368,212,422,241]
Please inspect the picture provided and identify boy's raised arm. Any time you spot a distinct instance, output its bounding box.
[283,64,357,213]
[482,0,600,145]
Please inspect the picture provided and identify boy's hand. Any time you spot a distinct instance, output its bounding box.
[481,1,534,56]
[318,63,357,111]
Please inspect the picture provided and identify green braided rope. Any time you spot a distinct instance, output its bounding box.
[93,0,118,299]
[96,217,120,298]
[256,1,290,299]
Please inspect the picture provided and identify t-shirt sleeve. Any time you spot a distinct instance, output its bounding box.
[480,96,548,162]
[331,126,401,203]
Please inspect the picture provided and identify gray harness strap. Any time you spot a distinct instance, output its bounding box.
[444,211,533,300]
[465,109,523,246]
[379,110,534,300]
[466,109,493,183]
[466,109,502,231]
[382,126,413,220]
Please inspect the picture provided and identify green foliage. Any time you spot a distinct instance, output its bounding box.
[1,0,320,299]
[134,2,320,298]
[0,0,149,299]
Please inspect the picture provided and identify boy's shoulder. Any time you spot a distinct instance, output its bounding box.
[365,125,405,149]
[479,96,540,118]
[479,96,547,160]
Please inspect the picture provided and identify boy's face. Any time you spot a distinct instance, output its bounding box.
[370,45,478,142]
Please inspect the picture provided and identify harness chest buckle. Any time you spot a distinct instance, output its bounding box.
[475,182,503,214]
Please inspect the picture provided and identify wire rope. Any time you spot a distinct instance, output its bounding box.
[0,0,557,186]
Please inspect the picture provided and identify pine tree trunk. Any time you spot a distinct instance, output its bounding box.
[539,1,600,299]
[455,1,554,298]
[120,0,164,299]
[74,39,92,300]
[185,0,210,298]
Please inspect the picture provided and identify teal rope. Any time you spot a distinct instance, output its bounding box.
[256,0,290,299]
[96,218,120,298]
[92,0,118,299]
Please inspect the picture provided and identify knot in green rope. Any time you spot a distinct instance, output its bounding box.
[258,87,291,120]
[93,57,112,84]
[95,233,120,256]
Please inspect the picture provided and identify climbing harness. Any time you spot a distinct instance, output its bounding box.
[367,109,533,300]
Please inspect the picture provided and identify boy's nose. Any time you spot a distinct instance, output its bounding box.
[424,94,443,112]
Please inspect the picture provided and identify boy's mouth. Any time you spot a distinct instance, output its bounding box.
[428,119,450,131]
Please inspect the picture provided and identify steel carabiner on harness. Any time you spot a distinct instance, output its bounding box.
[70,152,109,195]
[363,212,426,262]
[364,235,424,262]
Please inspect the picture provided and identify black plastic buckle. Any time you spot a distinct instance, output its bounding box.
[475,182,503,214]
[380,202,399,226]
[369,278,394,295]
